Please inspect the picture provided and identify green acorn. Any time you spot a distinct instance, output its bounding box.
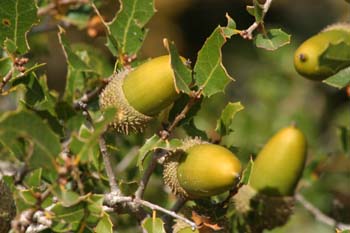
[294,23,350,80]
[232,126,307,232]
[99,55,182,134]
[249,125,307,196]
[163,139,242,199]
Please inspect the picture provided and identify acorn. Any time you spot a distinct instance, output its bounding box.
[232,126,307,232]
[163,139,242,199]
[294,23,350,81]
[99,55,182,134]
[249,125,307,196]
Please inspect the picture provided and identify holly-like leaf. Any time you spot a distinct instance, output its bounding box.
[222,14,238,38]
[254,29,291,51]
[323,66,350,89]
[320,41,350,62]
[142,217,166,233]
[0,110,61,173]
[247,0,264,23]
[194,26,234,97]
[215,102,244,136]
[51,203,85,232]
[23,168,42,188]
[240,157,254,185]
[0,0,39,54]
[164,39,192,94]
[95,212,113,233]
[137,135,183,170]
[108,0,155,56]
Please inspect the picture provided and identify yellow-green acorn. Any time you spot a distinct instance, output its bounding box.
[249,126,307,196]
[99,55,181,134]
[164,140,242,199]
[294,23,350,80]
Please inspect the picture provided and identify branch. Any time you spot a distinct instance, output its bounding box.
[240,0,273,40]
[134,150,165,199]
[99,135,121,195]
[0,67,14,94]
[75,99,121,195]
[73,84,106,110]
[104,193,197,230]
[160,91,201,140]
[295,193,350,230]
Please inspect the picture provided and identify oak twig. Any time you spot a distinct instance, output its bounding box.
[295,193,350,230]
[0,67,14,94]
[240,0,273,40]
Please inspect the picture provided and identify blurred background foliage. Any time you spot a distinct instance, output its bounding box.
[1,0,349,232]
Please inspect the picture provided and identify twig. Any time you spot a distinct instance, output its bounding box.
[37,0,89,16]
[240,0,273,40]
[295,193,350,230]
[75,98,121,195]
[135,199,196,230]
[99,135,121,195]
[73,85,106,110]
[160,91,201,140]
[134,150,165,199]
[0,67,14,94]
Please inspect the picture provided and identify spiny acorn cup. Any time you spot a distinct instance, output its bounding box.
[163,139,242,199]
[233,126,307,232]
[99,55,182,134]
[294,23,350,81]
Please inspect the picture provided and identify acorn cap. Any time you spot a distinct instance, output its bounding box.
[99,70,153,134]
[233,184,295,232]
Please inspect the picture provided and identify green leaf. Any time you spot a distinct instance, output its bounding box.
[241,157,254,185]
[142,217,166,233]
[51,185,86,207]
[323,66,350,89]
[338,126,350,156]
[51,203,85,224]
[254,29,291,51]
[58,27,91,71]
[215,102,244,136]
[137,134,162,170]
[194,26,234,97]
[0,0,39,54]
[252,0,264,23]
[320,41,350,62]
[95,213,113,233]
[72,108,116,167]
[108,0,155,56]
[0,110,61,172]
[137,135,183,170]
[222,14,238,38]
[23,168,42,188]
[106,34,119,57]
[19,189,37,205]
[164,39,192,94]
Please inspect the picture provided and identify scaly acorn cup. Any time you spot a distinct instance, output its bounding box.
[294,23,350,81]
[249,125,307,196]
[163,139,242,199]
[99,55,182,134]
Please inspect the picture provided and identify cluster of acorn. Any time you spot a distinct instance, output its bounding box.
[98,54,310,231]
